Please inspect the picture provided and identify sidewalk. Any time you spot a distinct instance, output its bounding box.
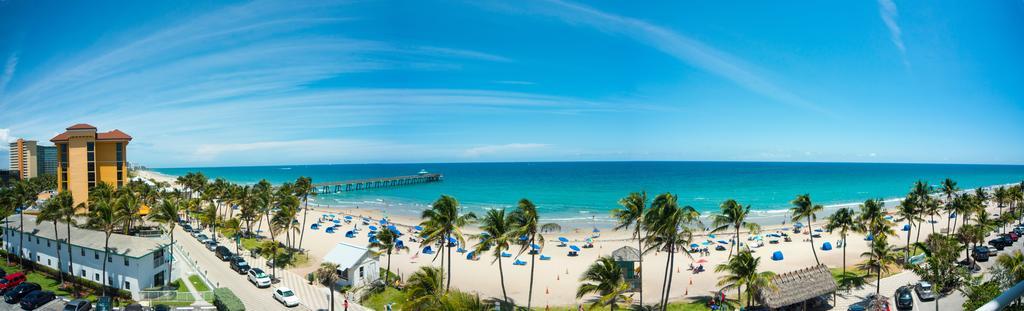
[242,250,368,311]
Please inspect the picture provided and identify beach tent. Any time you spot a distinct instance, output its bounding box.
[821,242,833,251]
[448,237,458,245]
[325,227,335,234]
[395,240,405,249]
[902,224,911,231]
[949,212,957,219]
[368,226,378,232]
[865,234,874,241]
[423,246,435,254]
[345,231,356,238]
[772,251,784,261]
[332,219,341,224]
[467,251,478,260]
[311,223,320,230]
[379,219,388,225]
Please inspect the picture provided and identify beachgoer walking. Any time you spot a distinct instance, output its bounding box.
[343,299,349,311]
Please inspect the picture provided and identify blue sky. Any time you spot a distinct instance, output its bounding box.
[1,0,1023,167]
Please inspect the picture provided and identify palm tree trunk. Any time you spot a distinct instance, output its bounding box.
[66,221,76,297]
[102,234,111,297]
[3,219,8,265]
[527,234,537,310]
[732,225,739,259]
[659,245,671,309]
[914,220,923,252]
[385,250,392,286]
[446,237,453,291]
[906,221,912,261]
[876,265,881,295]
[497,254,509,306]
[808,216,819,264]
[51,221,64,285]
[842,233,847,275]
[663,244,676,311]
[329,284,335,311]
[637,227,643,308]
[19,215,25,268]
[298,195,309,250]
[169,229,175,288]
[930,214,936,236]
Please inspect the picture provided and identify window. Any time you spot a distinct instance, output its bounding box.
[80,269,85,277]
[47,259,50,265]
[108,276,113,286]
[94,273,99,281]
[108,256,112,263]
[87,142,96,189]
[81,248,85,256]
[124,281,130,290]
[359,267,364,278]
[94,251,99,260]
[46,240,50,247]
[35,255,39,261]
[124,257,129,266]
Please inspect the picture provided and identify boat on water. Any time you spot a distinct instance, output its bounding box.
[418,169,429,175]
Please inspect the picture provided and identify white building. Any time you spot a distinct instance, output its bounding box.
[322,242,379,287]
[2,215,172,298]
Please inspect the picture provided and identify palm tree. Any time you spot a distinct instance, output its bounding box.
[315,262,341,311]
[148,195,182,285]
[995,186,1009,234]
[420,195,476,292]
[402,266,445,311]
[294,177,314,250]
[36,194,65,285]
[825,208,856,274]
[895,196,921,261]
[55,193,79,296]
[790,194,824,264]
[643,193,699,310]
[921,196,941,238]
[856,198,894,239]
[611,191,646,307]
[942,178,959,231]
[711,199,759,259]
[88,196,123,296]
[858,235,899,295]
[14,180,37,267]
[714,250,776,308]
[368,226,404,287]
[508,198,540,309]
[474,209,513,305]
[577,256,634,311]
[259,239,281,281]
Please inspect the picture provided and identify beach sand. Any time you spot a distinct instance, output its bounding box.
[136,170,1008,307]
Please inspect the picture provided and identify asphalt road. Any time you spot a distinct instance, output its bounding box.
[174,227,308,311]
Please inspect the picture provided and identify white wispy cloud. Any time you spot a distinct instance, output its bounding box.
[483,0,823,113]
[877,0,909,67]
[0,52,17,98]
[463,143,549,157]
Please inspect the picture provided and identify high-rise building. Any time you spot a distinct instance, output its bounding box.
[8,139,57,180]
[50,124,132,208]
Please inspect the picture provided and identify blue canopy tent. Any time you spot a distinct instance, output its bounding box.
[821,242,833,251]
[423,246,435,255]
[345,231,356,238]
[368,226,378,232]
[902,224,911,231]
[325,227,335,234]
[396,240,405,249]
[569,245,581,252]
[344,215,353,220]
[540,255,551,260]
[772,251,784,261]
[310,223,320,230]
[466,251,477,260]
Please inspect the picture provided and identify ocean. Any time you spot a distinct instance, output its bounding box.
[151,161,1024,226]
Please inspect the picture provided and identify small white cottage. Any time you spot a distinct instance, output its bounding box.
[322,242,380,287]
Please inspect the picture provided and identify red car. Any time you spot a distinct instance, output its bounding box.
[1009,232,1019,242]
[0,272,26,293]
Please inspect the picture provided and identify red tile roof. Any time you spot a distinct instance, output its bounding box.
[66,124,97,130]
[51,125,131,142]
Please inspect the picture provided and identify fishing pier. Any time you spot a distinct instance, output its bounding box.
[312,173,442,194]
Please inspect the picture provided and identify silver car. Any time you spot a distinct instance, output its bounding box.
[915,281,936,301]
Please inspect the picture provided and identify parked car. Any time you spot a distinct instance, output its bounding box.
[123,304,145,311]
[19,290,55,310]
[915,281,936,301]
[273,287,300,307]
[0,272,26,293]
[1008,232,1019,242]
[215,246,232,260]
[230,256,251,274]
[152,304,171,311]
[195,233,209,242]
[3,282,40,303]
[182,224,194,233]
[248,268,272,288]
[988,246,1000,256]
[895,286,913,311]
[973,246,990,262]
[0,269,5,278]
[205,240,218,251]
[94,297,113,311]
[989,238,1008,250]
[63,299,92,311]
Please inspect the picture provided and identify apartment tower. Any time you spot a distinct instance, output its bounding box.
[50,124,132,208]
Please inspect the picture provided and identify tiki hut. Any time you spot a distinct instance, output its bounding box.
[611,246,641,291]
[759,264,837,309]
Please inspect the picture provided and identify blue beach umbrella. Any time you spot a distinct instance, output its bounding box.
[902,224,910,231]
[558,237,569,243]
[821,242,833,251]
[949,213,956,219]
[332,219,340,224]
[414,225,423,231]
[592,228,600,233]
[344,215,353,220]
[569,245,581,252]
[772,251,784,261]
[708,234,716,239]
[379,219,388,225]
[519,235,529,241]
[717,240,728,245]
[531,243,541,250]
[369,226,378,231]
[448,237,457,244]
[388,225,398,231]
[690,243,699,248]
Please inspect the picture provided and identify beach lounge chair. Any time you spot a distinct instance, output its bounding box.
[568,251,578,257]
[457,247,467,253]
[501,252,512,258]
[513,259,527,266]
[539,255,551,261]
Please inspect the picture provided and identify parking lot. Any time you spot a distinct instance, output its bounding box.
[0,298,64,311]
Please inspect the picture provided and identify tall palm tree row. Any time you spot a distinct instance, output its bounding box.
[643,193,700,311]
[790,194,824,265]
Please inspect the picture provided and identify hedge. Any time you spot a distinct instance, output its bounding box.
[213,287,245,311]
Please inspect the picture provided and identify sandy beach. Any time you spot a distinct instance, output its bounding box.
[136,169,1012,307]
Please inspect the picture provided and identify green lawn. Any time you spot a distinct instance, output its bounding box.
[239,237,310,268]
[188,275,210,292]
[363,287,406,310]
[0,261,98,301]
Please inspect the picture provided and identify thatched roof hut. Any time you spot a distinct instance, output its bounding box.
[759,264,837,309]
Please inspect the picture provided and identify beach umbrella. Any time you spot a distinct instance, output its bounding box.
[794,222,804,228]
[332,219,341,224]
[569,245,581,252]
[902,224,911,231]
[388,225,398,231]
[379,219,388,225]
[519,234,529,241]
[531,243,541,250]
[695,258,708,264]
[752,235,762,240]
[717,240,728,245]
[344,215,353,220]
[466,251,476,260]
[865,234,874,241]
[414,225,423,231]
[701,241,710,246]
[448,237,457,244]
[771,251,784,261]
[558,237,569,243]
[690,243,699,248]
[821,242,833,251]
[708,234,716,239]
[592,228,600,233]
[949,213,957,219]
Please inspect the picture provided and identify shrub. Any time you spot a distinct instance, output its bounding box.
[213,287,245,311]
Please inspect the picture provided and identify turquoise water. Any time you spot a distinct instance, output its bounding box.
[152,162,1024,224]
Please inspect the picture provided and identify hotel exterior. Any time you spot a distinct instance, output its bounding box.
[7,139,58,180]
[3,214,172,299]
[50,124,132,207]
